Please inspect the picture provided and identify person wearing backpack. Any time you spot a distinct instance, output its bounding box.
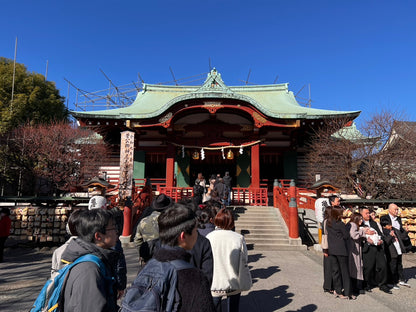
[59,208,120,311]
[134,194,174,264]
[122,204,215,312]
[51,209,83,277]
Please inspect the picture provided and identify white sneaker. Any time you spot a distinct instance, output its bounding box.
[399,281,411,288]
[387,284,399,290]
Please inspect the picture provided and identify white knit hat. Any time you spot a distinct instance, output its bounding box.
[88,196,108,210]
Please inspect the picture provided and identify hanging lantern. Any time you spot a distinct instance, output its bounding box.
[192,150,200,160]
[226,149,234,160]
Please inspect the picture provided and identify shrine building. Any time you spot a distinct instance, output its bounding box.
[71,69,360,190]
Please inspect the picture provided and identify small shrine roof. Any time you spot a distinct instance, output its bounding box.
[71,69,360,121]
[331,121,369,141]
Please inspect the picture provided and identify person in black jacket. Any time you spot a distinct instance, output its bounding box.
[360,207,391,294]
[189,232,214,287]
[322,196,339,294]
[327,206,354,299]
[213,178,228,206]
[222,172,232,206]
[380,204,411,288]
[154,204,215,312]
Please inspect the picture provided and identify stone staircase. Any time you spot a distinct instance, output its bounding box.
[233,206,307,251]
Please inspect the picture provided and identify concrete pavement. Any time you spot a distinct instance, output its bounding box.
[1,244,416,311]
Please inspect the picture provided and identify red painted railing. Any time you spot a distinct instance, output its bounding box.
[296,188,316,210]
[274,186,290,226]
[231,188,268,206]
[273,182,302,239]
[158,187,193,202]
[156,187,268,206]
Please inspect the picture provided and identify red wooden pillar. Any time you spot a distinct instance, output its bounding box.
[166,145,175,187]
[288,179,299,238]
[251,144,260,188]
[122,205,132,236]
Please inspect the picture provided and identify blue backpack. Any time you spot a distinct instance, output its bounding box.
[30,254,113,312]
[121,258,193,312]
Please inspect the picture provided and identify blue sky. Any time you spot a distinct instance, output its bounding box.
[1,1,416,124]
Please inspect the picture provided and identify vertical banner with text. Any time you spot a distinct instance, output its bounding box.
[119,131,135,205]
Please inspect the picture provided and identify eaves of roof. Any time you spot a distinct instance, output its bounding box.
[71,70,360,121]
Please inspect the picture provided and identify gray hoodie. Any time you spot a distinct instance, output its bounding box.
[61,238,118,312]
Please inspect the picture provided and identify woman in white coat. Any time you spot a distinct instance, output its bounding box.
[207,208,252,312]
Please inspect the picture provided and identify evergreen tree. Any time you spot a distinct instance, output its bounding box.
[0,57,68,134]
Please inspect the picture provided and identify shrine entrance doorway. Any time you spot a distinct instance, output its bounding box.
[190,150,237,186]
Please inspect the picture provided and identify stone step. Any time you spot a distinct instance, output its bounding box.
[242,233,287,239]
[234,208,279,213]
[236,225,285,232]
[245,238,290,245]
[233,208,277,214]
[235,214,279,219]
[235,224,284,230]
[236,220,282,224]
[245,243,307,251]
[233,206,305,251]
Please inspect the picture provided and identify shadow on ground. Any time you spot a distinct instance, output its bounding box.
[240,285,295,311]
[404,266,416,280]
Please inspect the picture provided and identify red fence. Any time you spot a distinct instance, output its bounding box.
[158,187,193,202]
[231,188,268,206]
[156,187,268,206]
[273,182,317,239]
[296,188,316,210]
[273,186,290,227]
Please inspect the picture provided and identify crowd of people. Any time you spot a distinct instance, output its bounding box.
[36,173,250,312]
[317,196,412,300]
[193,172,233,207]
[132,191,251,312]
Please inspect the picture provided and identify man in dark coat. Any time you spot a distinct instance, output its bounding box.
[213,178,228,206]
[380,203,411,288]
[222,172,232,206]
[189,233,214,287]
[153,204,215,312]
[360,207,391,294]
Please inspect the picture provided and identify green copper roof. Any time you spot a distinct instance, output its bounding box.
[331,122,369,141]
[71,69,360,120]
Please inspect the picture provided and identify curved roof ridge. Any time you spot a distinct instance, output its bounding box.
[70,69,360,120]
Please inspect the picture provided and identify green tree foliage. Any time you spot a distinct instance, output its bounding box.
[0,57,68,134]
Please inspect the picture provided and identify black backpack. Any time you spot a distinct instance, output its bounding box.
[193,184,204,196]
[121,258,193,312]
